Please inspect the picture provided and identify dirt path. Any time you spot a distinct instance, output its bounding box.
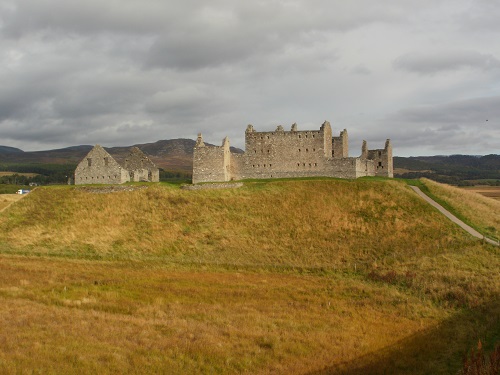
[410,186,499,246]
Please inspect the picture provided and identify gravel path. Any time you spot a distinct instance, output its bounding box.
[410,185,499,246]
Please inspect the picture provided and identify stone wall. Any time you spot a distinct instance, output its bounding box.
[192,135,231,184]
[75,145,160,185]
[238,122,332,180]
[192,121,394,183]
[332,129,348,158]
[74,145,129,185]
[366,139,393,177]
[124,147,160,182]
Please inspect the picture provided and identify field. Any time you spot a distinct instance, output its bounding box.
[0,172,39,177]
[0,194,24,212]
[462,186,500,200]
[0,178,499,374]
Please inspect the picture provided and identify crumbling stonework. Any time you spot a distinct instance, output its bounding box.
[74,145,159,185]
[124,147,160,182]
[193,121,393,183]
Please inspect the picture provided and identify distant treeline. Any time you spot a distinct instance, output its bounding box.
[159,170,192,182]
[0,163,77,185]
[394,154,500,185]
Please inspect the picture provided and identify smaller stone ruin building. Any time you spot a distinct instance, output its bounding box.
[193,121,393,183]
[74,145,159,185]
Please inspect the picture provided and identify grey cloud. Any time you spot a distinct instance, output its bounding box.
[383,96,500,154]
[1,0,407,38]
[388,96,500,125]
[0,0,176,37]
[145,32,261,70]
[394,50,500,75]
[458,0,500,34]
[351,65,371,75]
[145,87,214,113]
[1,0,499,156]
[2,0,415,72]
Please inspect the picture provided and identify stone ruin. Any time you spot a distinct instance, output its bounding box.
[74,145,159,185]
[192,121,393,183]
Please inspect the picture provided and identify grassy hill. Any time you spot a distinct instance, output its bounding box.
[0,178,499,374]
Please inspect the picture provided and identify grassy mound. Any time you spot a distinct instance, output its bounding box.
[0,179,473,266]
[0,178,498,374]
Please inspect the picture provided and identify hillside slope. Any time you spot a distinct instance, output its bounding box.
[0,146,24,154]
[0,179,490,266]
[0,178,499,374]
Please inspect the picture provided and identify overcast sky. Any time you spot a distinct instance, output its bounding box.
[1,0,499,156]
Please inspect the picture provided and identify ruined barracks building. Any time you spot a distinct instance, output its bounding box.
[74,145,159,185]
[192,121,393,184]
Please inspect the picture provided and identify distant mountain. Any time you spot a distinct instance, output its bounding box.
[105,139,198,171]
[394,154,500,184]
[0,139,243,172]
[0,145,94,164]
[0,146,24,154]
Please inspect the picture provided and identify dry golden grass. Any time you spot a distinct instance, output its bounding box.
[463,186,500,201]
[0,178,499,373]
[1,243,499,374]
[1,253,498,374]
[422,178,500,239]
[0,180,472,268]
[0,194,24,212]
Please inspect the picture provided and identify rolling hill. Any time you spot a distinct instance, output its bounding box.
[0,146,24,154]
[0,139,243,172]
[394,154,500,184]
[0,178,499,373]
